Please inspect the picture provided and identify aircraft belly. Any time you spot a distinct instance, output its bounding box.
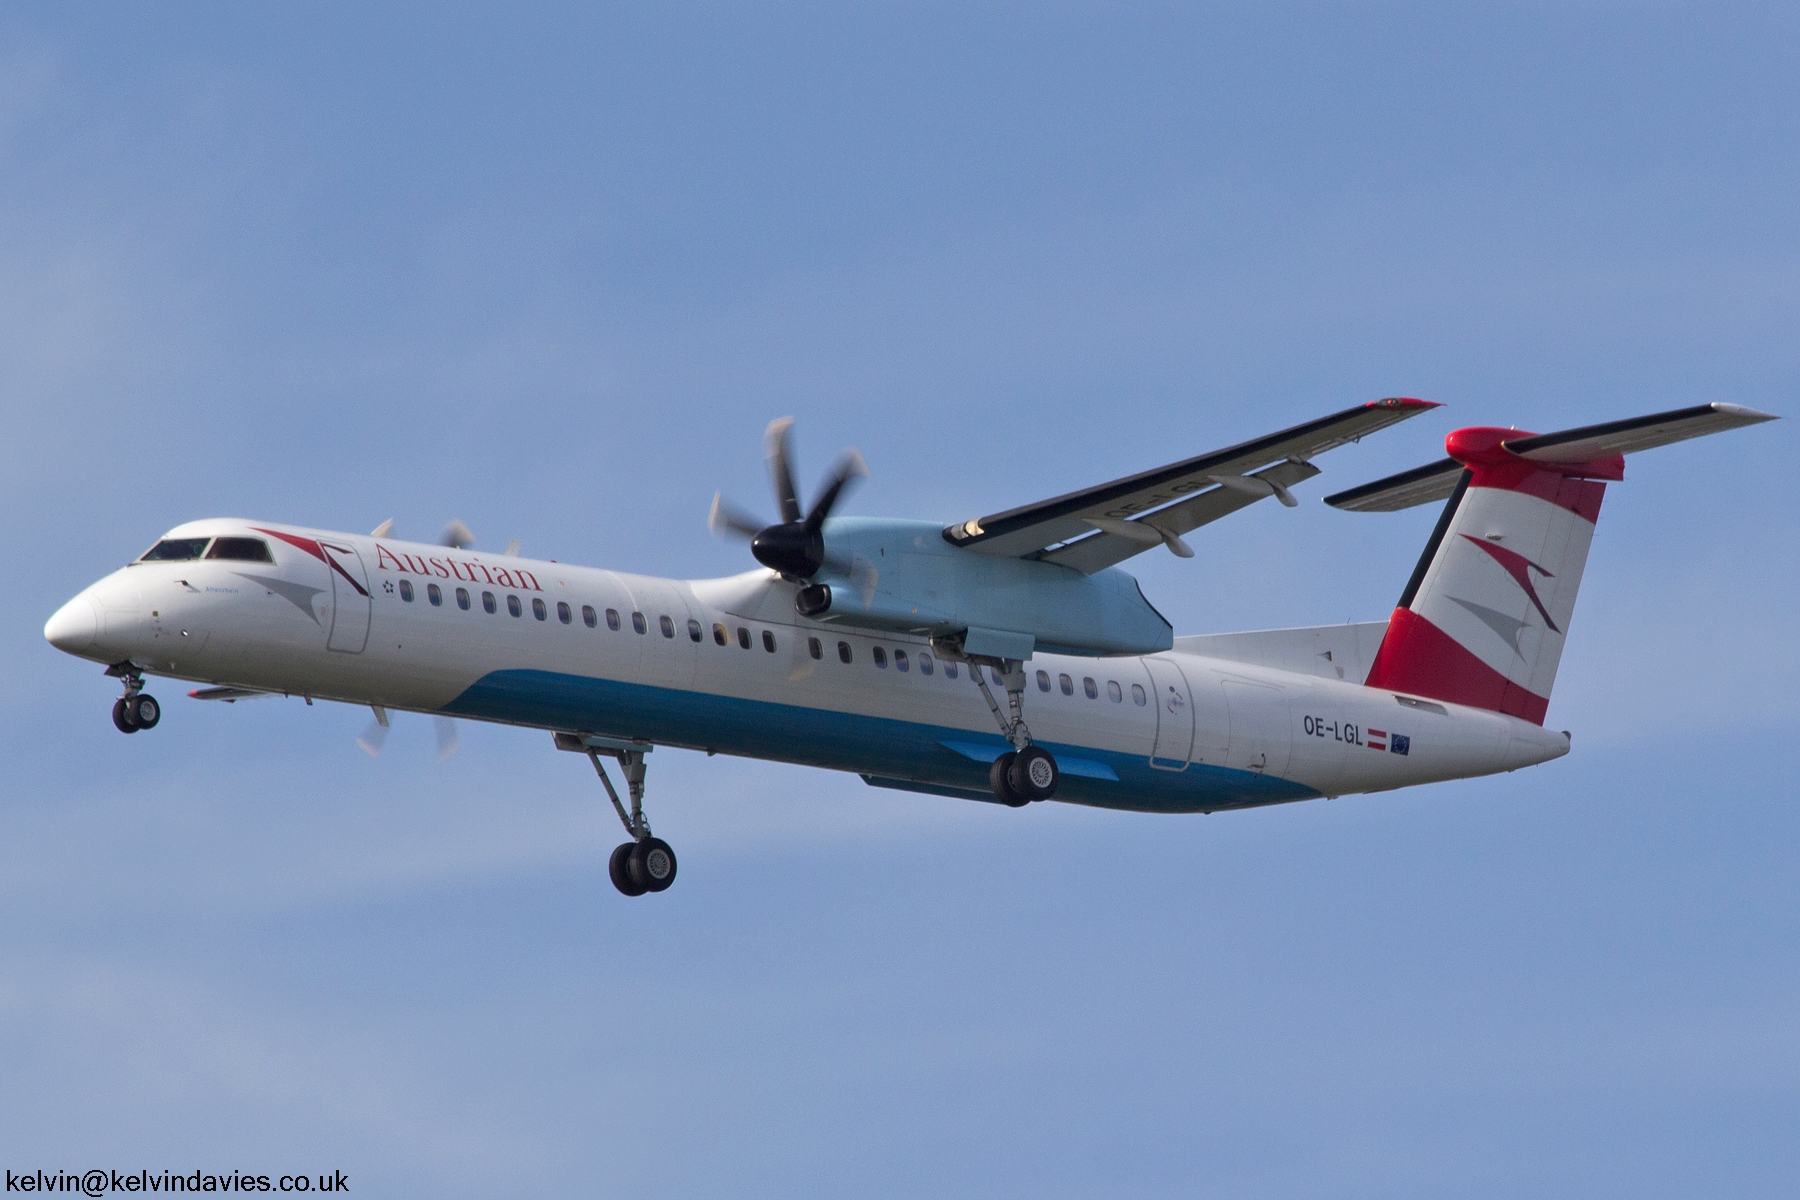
[440,666,1320,813]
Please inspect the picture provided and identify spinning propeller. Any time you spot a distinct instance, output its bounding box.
[357,517,482,761]
[710,418,868,581]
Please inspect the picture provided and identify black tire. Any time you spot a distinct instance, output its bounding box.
[609,842,647,896]
[112,697,139,734]
[130,694,160,730]
[990,752,1028,807]
[630,837,678,892]
[1008,745,1059,802]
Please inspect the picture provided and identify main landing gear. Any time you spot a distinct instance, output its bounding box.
[964,657,1060,807]
[107,663,160,734]
[555,732,677,897]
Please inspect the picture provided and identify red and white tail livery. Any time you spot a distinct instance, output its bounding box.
[1337,403,1775,724]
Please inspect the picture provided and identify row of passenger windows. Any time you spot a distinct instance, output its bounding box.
[391,580,1147,703]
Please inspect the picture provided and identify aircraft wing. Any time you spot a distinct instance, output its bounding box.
[188,686,271,702]
[1324,402,1778,512]
[942,398,1440,572]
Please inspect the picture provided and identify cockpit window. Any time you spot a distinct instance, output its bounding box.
[204,537,274,562]
[138,538,211,562]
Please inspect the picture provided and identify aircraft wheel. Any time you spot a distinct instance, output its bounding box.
[112,697,139,734]
[990,752,1028,807]
[609,842,647,897]
[1008,745,1059,802]
[630,837,678,893]
[130,694,161,730]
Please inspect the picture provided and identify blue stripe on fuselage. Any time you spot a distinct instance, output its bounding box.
[442,668,1319,814]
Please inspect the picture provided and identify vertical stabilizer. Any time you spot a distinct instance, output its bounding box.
[1361,427,1610,723]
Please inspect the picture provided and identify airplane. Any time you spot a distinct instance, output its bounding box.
[42,399,1776,896]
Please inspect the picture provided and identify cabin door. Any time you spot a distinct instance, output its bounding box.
[1143,657,1194,770]
[323,540,372,653]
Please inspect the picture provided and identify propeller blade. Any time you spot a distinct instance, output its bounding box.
[709,492,765,539]
[434,716,461,762]
[439,520,475,549]
[803,448,868,532]
[356,719,390,758]
[765,417,802,524]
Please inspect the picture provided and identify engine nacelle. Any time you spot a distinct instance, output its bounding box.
[695,518,1173,658]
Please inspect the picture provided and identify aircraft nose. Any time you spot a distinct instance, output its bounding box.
[44,594,99,654]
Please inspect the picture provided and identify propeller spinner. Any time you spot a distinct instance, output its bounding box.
[710,417,867,581]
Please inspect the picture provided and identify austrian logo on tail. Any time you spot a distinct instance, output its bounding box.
[1461,535,1558,633]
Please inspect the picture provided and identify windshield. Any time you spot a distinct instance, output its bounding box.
[137,537,212,562]
[205,537,273,562]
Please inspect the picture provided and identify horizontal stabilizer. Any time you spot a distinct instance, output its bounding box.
[1502,402,1776,463]
[1326,402,1778,512]
[1324,458,1462,512]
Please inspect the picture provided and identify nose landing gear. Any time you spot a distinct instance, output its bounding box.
[107,664,160,733]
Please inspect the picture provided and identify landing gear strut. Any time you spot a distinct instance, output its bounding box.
[107,663,160,734]
[958,655,1060,806]
[555,732,677,896]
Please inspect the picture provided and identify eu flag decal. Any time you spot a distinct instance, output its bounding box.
[1390,733,1410,756]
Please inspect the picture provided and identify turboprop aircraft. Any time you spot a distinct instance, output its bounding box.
[43,399,1776,896]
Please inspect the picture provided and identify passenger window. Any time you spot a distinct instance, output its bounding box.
[919,652,934,676]
[557,601,572,624]
[714,623,728,646]
[895,649,909,672]
[632,612,647,635]
[659,615,675,638]
[1059,673,1073,696]
[606,609,621,631]
[1108,680,1123,702]
[529,598,544,620]
[582,605,597,628]
[809,636,822,660]
[763,630,776,653]
[688,619,703,642]
[873,647,887,668]
[508,595,523,618]
[1036,669,1051,692]
[457,587,471,610]
[482,591,497,614]
[1084,677,1098,699]
[398,579,414,602]
[427,583,443,606]
[838,641,853,664]
[944,662,958,679]
[737,627,751,649]
[204,537,273,562]
[138,537,210,562]
[1132,683,1147,706]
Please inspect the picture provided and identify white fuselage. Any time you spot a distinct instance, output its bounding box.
[45,519,1569,812]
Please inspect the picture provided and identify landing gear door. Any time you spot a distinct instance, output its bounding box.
[1143,657,1194,770]
[322,539,372,653]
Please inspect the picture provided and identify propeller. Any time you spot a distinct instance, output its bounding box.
[440,520,476,549]
[356,705,461,762]
[710,417,868,581]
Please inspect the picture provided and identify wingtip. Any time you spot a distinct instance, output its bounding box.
[1373,397,1443,410]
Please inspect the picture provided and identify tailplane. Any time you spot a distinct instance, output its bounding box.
[1327,403,1776,724]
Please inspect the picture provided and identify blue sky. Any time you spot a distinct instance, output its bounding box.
[3,5,1797,1196]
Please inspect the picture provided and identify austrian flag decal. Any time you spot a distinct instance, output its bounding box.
[1366,730,1411,756]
